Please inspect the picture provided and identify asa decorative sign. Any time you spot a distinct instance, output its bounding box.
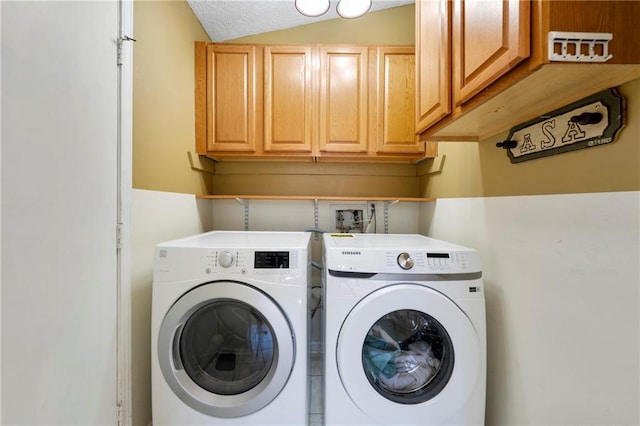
[497,89,624,163]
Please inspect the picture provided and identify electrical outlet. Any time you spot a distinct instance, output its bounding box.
[330,204,367,233]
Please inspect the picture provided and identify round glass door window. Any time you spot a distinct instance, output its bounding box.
[362,310,454,404]
[180,299,276,395]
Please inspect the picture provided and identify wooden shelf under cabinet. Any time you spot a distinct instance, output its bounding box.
[196,195,435,202]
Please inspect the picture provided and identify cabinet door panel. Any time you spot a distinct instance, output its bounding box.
[319,46,368,153]
[376,47,422,154]
[207,45,256,152]
[416,0,451,133]
[264,46,313,153]
[453,0,530,105]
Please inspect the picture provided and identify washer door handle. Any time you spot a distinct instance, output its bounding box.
[171,322,185,370]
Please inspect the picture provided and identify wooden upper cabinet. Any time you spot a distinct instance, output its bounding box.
[415,0,451,136]
[417,0,640,141]
[375,46,422,154]
[196,42,432,162]
[452,0,530,105]
[204,44,258,152]
[263,46,314,153]
[318,46,369,153]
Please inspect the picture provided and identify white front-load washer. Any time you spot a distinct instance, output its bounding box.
[323,233,486,426]
[152,231,311,425]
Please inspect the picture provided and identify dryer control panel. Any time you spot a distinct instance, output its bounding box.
[326,248,479,274]
[323,233,481,274]
[382,250,475,273]
[394,252,468,270]
[425,252,468,270]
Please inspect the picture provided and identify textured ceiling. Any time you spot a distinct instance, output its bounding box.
[188,0,414,42]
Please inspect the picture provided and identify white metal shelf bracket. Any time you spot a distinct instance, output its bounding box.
[314,199,319,240]
[383,200,399,234]
[235,197,249,231]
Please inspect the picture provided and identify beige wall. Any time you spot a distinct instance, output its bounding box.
[421,192,639,425]
[131,189,213,426]
[231,5,414,44]
[133,0,212,194]
[419,77,640,198]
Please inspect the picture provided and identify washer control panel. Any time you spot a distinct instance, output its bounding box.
[254,251,290,269]
[203,249,297,276]
[154,247,305,283]
[154,231,310,283]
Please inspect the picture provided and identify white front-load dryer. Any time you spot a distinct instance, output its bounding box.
[323,233,486,426]
[152,231,311,425]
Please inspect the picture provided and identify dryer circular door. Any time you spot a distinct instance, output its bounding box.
[157,281,295,418]
[337,283,482,423]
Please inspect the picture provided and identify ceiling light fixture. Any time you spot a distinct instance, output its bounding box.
[295,0,331,17]
[336,0,372,19]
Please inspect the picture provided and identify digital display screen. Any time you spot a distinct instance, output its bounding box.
[255,251,290,269]
[427,253,450,259]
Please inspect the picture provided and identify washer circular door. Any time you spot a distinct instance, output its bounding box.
[337,283,482,423]
[157,281,295,418]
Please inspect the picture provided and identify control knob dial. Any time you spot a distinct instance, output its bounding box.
[218,251,235,268]
[397,252,414,270]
